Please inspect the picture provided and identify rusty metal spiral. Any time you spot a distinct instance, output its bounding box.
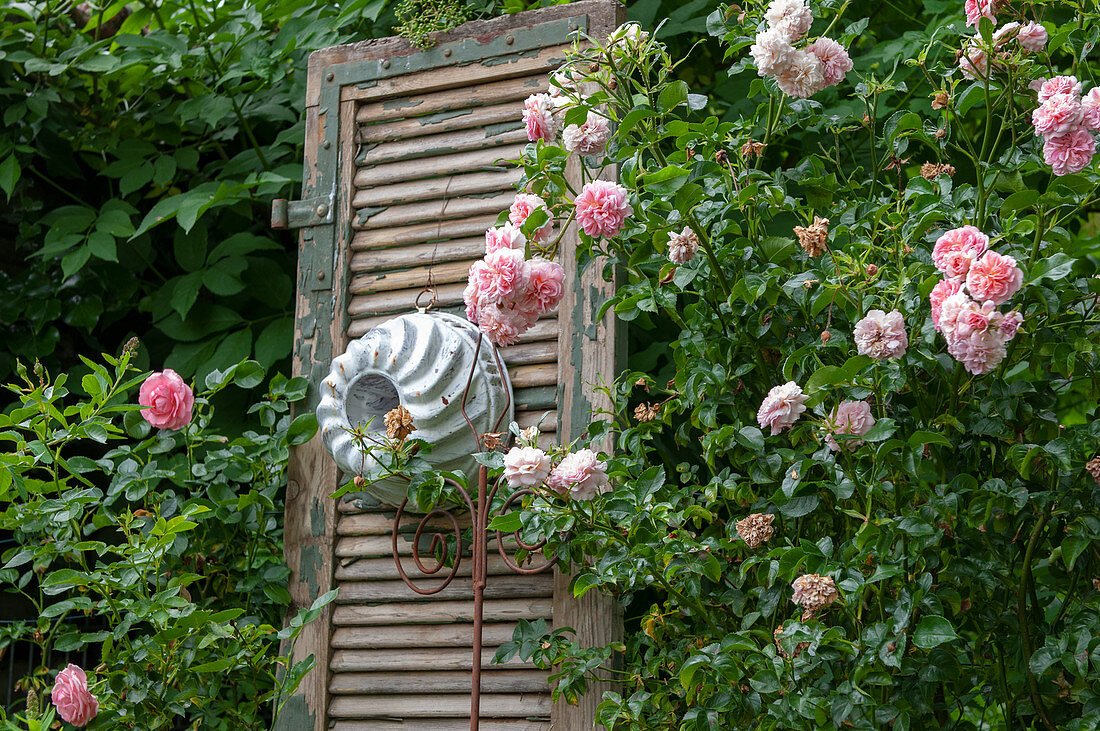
[493,486,559,575]
[392,477,475,595]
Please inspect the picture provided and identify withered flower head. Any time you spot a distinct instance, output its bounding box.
[920,162,956,179]
[353,475,367,489]
[820,330,832,344]
[774,624,809,660]
[481,432,503,450]
[791,573,838,618]
[740,140,766,159]
[865,263,879,277]
[384,405,415,442]
[715,149,729,164]
[634,402,660,423]
[520,425,540,445]
[794,216,829,257]
[932,91,950,110]
[1086,456,1100,487]
[736,512,775,549]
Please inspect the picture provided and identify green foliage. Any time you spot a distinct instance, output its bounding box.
[0,346,326,728]
[395,0,472,48]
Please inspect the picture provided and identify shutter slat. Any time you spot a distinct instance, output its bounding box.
[356,74,546,125]
[329,693,552,719]
[352,168,523,209]
[331,648,534,672]
[358,127,528,167]
[350,237,485,272]
[331,670,550,695]
[331,623,518,649]
[349,260,473,295]
[352,217,497,251]
[347,282,466,318]
[359,101,521,143]
[499,341,557,366]
[354,191,514,230]
[332,721,550,731]
[335,575,553,604]
[355,145,525,189]
[336,555,530,581]
[333,598,552,626]
[506,363,556,389]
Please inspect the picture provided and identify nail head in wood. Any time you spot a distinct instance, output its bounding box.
[505,34,514,44]
[443,47,452,57]
[326,71,335,81]
[381,59,390,69]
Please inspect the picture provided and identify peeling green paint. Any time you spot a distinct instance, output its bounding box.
[418,108,473,126]
[484,121,522,137]
[383,97,422,111]
[272,694,314,731]
[300,544,322,600]
[310,498,325,537]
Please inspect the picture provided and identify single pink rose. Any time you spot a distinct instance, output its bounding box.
[964,0,997,29]
[929,278,962,332]
[807,37,852,88]
[484,223,527,255]
[958,42,989,81]
[937,291,975,338]
[1017,22,1047,53]
[52,664,98,727]
[1032,93,1084,138]
[508,193,552,243]
[932,226,989,278]
[522,93,559,142]
[1043,129,1096,176]
[472,248,526,302]
[966,251,1023,306]
[1038,76,1082,103]
[825,400,875,452]
[574,180,632,239]
[138,369,194,431]
[476,301,535,347]
[524,257,565,314]
[547,448,609,500]
[998,310,1024,340]
[1082,88,1100,131]
[947,328,1008,375]
[764,0,813,42]
[503,446,551,487]
[853,309,908,360]
[757,382,808,436]
[667,227,700,265]
[563,112,611,157]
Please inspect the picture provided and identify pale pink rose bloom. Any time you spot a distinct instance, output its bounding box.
[937,291,974,338]
[932,225,989,279]
[1081,88,1100,131]
[1017,22,1047,53]
[547,448,609,500]
[463,279,482,323]
[509,193,552,243]
[765,0,814,42]
[808,37,852,88]
[503,446,551,488]
[522,93,559,142]
[52,664,98,727]
[853,309,908,360]
[574,180,632,238]
[485,223,528,255]
[998,310,1024,340]
[1032,93,1084,137]
[476,301,535,347]
[964,0,997,29]
[524,257,565,314]
[667,227,700,265]
[775,49,825,98]
[750,27,795,78]
[958,43,989,81]
[548,68,593,99]
[1038,76,1082,103]
[608,23,649,54]
[966,251,1023,305]
[951,298,997,340]
[948,328,1008,374]
[1043,129,1096,176]
[139,369,194,431]
[757,382,808,436]
[471,248,526,302]
[563,111,611,156]
[1028,78,1045,95]
[992,22,1020,49]
[825,400,875,452]
[929,278,962,332]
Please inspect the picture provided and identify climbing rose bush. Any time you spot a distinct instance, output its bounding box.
[477,2,1100,729]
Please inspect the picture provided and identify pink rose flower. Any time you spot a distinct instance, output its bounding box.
[509,193,553,243]
[503,446,551,488]
[948,328,1008,375]
[52,664,98,727]
[574,180,633,239]
[138,369,194,431]
[757,382,808,436]
[853,309,908,360]
[932,225,989,279]
[958,43,989,81]
[966,250,1023,305]
[964,0,997,29]
[522,93,559,142]
[524,257,565,314]
[547,448,609,500]
[563,111,611,157]
[807,37,852,88]
[825,400,875,452]
[1082,88,1100,131]
[1043,129,1096,176]
[929,278,962,332]
[484,223,527,255]
[937,291,975,337]
[1017,22,1047,53]
[472,248,526,302]
[667,227,700,265]
[764,0,813,42]
[463,280,482,323]
[750,28,795,78]
[1032,93,1084,138]
[1038,76,1082,103]
[775,49,825,98]
[998,310,1024,340]
[476,301,535,347]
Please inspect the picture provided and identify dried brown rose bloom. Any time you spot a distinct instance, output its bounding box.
[740,140,766,158]
[520,425,540,444]
[736,513,775,549]
[481,432,503,450]
[634,402,660,422]
[1086,456,1100,486]
[920,162,957,180]
[794,216,829,257]
[353,475,367,489]
[1093,578,1100,592]
[934,128,947,140]
[932,91,950,110]
[384,405,415,442]
[866,264,879,277]
[715,149,729,164]
[791,573,839,616]
[820,330,832,344]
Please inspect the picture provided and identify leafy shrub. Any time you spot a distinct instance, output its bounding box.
[0,346,324,729]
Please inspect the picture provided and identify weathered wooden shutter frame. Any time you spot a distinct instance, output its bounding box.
[280,3,625,729]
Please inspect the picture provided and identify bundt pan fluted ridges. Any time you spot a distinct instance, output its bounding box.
[317,311,513,508]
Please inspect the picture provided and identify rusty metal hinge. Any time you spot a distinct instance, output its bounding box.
[270,194,334,230]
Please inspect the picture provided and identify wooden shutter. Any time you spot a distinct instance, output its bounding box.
[280,3,624,729]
